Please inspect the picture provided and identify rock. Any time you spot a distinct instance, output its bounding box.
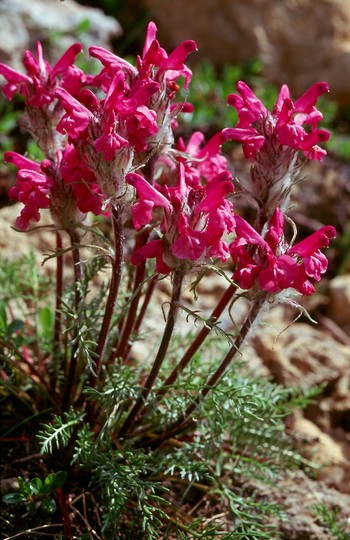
[312,368,350,435]
[0,204,56,270]
[328,274,350,334]
[292,414,350,493]
[0,0,121,71]
[267,470,350,539]
[143,0,350,105]
[251,316,350,493]
[252,322,350,389]
[293,415,345,465]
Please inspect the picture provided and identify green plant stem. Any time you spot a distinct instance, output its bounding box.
[150,292,268,448]
[62,230,83,410]
[91,202,124,385]
[159,283,237,396]
[118,269,184,439]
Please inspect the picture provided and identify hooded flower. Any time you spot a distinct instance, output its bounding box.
[223,81,330,161]
[5,152,53,230]
[89,22,197,162]
[0,41,86,106]
[127,163,235,273]
[230,208,336,296]
[5,145,103,231]
[90,21,197,94]
[59,144,103,215]
[221,81,331,225]
[173,131,229,185]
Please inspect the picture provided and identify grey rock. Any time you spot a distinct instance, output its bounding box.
[0,0,121,70]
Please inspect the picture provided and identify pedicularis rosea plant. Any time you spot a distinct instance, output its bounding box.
[0,22,336,538]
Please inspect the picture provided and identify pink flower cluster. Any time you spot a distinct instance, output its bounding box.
[0,23,336,297]
[223,80,330,161]
[0,23,196,226]
[230,208,336,295]
[0,41,88,106]
[51,22,196,198]
[5,146,102,230]
[5,152,53,230]
[127,163,235,273]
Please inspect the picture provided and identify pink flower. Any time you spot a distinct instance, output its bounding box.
[127,164,235,272]
[5,144,104,231]
[141,23,197,90]
[154,130,230,196]
[5,151,53,230]
[55,87,93,139]
[223,81,330,161]
[56,69,159,158]
[230,208,336,295]
[0,41,84,106]
[59,144,103,215]
[130,239,171,274]
[90,21,197,93]
[89,22,197,160]
[174,131,229,185]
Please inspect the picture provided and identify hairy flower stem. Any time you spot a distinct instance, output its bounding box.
[91,202,124,385]
[118,270,185,439]
[62,230,83,410]
[53,231,63,367]
[158,283,237,397]
[150,292,268,448]
[124,275,157,359]
[115,263,146,361]
[107,231,150,364]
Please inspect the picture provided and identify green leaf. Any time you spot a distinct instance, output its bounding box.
[17,477,30,496]
[29,477,43,495]
[2,492,26,504]
[43,471,67,493]
[41,497,56,514]
[27,141,44,161]
[39,306,54,338]
[51,470,67,490]
[75,18,91,34]
[0,301,7,330]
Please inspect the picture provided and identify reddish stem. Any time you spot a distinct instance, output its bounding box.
[53,231,63,357]
[118,270,184,439]
[90,202,124,385]
[159,283,237,395]
[149,292,267,447]
[62,230,83,410]
[57,487,73,540]
[123,274,157,359]
[107,231,150,364]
